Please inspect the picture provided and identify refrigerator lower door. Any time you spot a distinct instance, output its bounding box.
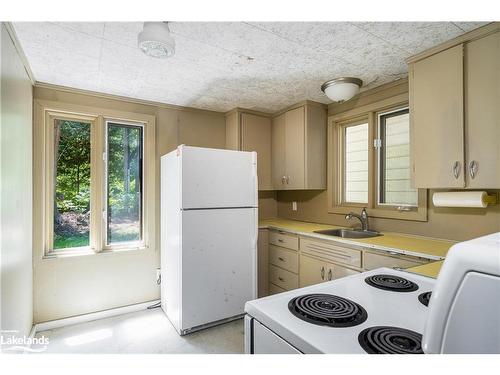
[180,207,257,333]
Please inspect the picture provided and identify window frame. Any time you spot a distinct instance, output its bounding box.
[44,111,98,257]
[328,101,427,222]
[35,100,156,259]
[375,106,418,210]
[337,116,371,207]
[103,119,145,251]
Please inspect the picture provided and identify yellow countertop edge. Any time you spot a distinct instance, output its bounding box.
[258,218,456,263]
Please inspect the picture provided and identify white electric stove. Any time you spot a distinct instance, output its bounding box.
[245,268,434,354]
[245,232,500,354]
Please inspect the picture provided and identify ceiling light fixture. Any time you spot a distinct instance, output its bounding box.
[321,77,363,103]
[138,22,175,58]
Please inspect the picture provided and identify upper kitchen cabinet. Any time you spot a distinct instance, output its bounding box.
[271,102,327,190]
[465,31,500,188]
[226,109,273,190]
[409,25,500,189]
[410,44,465,188]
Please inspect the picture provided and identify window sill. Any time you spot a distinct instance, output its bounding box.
[43,249,96,259]
[43,245,148,260]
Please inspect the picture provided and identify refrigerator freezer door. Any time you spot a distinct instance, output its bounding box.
[180,208,257,332]
[181,146,257,209]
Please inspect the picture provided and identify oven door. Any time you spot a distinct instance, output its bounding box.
[245,315,301,354]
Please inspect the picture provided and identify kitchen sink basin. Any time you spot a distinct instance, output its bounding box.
[313,228,382,239]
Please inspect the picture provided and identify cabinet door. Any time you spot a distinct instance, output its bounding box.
[465,31,500,188]
[411,44,465,188]
[241,113,273,190]
[272,113,287,189]
[257,229,269,297]
[284,107,305,189]
[299,254,327,287]
[328,263,360,281]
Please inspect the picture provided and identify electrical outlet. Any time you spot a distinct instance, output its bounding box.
[292,201,297,211]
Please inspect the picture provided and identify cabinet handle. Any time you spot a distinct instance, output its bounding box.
[321,266,325,280]
[278,277,285,282]
[278,257,285,262]
[452,161,461,179]
[281,176,286,185]
[286,176,290,184]
[328,269,333,281]
[278,239,284,243]
[469,160,478,179]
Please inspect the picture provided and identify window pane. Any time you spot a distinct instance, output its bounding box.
[344,123,369,203]
[107,123,143,244]
[379,109,417,206]
[53,120,91,249]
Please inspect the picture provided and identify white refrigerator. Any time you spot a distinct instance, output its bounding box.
[160,145,258,335]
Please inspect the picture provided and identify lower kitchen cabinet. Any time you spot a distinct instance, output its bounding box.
[268,283,286,295]
[363,251,428,271]
[269,245,299,273]
[299,254,360,288]
[269,264,299,291]
[261,229,434,293]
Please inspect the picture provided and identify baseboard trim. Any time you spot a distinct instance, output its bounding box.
[32,299,160,334]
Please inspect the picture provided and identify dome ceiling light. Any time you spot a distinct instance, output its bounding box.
[138,22,175,58]
[321,77,363,103]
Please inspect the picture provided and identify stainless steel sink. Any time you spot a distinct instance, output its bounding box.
[314,228,382,239]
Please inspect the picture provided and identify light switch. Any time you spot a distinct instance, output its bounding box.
[292,201,297,211]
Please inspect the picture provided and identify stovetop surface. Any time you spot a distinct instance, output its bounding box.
[245,268,435,354]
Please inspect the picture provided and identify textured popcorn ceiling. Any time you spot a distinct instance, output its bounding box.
[13,22,486,113]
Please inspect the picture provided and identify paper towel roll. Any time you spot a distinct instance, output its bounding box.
[432,191,490,208]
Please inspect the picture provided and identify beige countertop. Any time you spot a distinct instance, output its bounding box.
[405,261,444,278]
[259,218,455,278]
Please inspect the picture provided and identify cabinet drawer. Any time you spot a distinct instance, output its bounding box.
[269,245,298,273]
[269,264,298,291]
[363,251,427,271]
[300,237,361,268]
[269,230,299,251]
[268,283,286,295]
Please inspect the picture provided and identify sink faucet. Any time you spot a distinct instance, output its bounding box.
[345,208,369,231]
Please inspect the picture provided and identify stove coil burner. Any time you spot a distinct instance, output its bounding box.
[288,294,368,327]
[418,291,432,306]
[358,326,424,354]
[365,274,419,292]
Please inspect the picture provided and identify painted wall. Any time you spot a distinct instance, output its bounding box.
[258,191,278,219]
[32,86,227,323]
[0,23,34,337]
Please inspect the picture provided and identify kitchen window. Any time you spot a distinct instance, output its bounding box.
[376,108,418,208]
[52,118,92,250]
[105,121,144,247]
[343,120,369,205]
[329,104,426,221]
[35,102,156,257]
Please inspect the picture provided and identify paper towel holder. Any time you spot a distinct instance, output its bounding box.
[432,191,498,208]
